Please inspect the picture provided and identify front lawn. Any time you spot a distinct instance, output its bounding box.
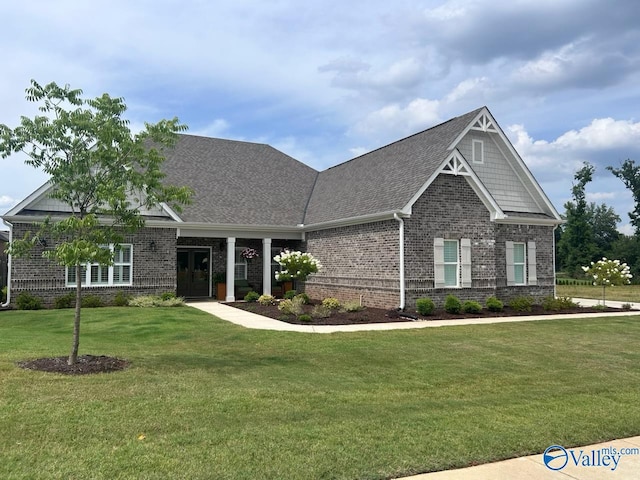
[2,307,640,479]
[557,283,640,302]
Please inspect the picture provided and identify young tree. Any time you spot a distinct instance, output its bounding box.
[607,159,640,236]
[556,162,597,276]
[0,80,192,365]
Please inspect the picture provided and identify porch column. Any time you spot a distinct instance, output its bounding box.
[225,237,236,302]
[262,238,272,296]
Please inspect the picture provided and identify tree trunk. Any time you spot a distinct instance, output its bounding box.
[68,263,82,365]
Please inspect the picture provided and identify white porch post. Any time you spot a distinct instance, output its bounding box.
[262,238,272,296]
[225,237,236,302]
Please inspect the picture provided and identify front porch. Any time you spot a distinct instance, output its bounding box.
[176,234,302,301]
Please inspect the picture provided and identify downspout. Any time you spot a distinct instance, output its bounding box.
[1,220,12,308]
[393,213,405,310]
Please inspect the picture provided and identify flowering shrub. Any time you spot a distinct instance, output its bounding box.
[273,250,321,282]
[582,257,632,305]
[240,248,259,260]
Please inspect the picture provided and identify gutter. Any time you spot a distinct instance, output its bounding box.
[393,213,406,310]
[1,220,12,308]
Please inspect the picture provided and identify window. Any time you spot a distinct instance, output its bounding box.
[234,247,247,280]
[271,247,282,281]
[472,139,484,164]
[513,242,526,285]
[506,241,537,286]
[443,240,459,287]
[66,244,133,287]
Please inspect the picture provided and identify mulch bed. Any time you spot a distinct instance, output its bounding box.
[227,301,628,326]
[16,355,130,375]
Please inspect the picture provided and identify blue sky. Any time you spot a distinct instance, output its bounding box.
[2,0,640,233]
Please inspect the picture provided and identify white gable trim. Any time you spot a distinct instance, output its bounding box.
[159,202,184,222]
[448,107,562,222]
[3,181,54,217]
[401,150,506,221]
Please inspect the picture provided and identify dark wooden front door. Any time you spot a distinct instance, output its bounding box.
[177,249,210,297]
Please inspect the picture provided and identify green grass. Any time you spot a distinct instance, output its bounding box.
[557,283,640,302]
[2,307,640,479]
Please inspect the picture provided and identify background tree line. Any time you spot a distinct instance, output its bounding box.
[556,159,640,281]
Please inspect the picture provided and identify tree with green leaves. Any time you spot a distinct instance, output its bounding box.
[0,80,192,365]
[587,202,621,257]
[607,159,640,236]
[556,162,597,277]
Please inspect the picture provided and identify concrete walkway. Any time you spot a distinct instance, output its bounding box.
[189,297,640,479]
[188,298,639,334]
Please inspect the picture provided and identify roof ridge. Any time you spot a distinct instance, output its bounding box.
[177,132,270,148]
[301,171,320,225]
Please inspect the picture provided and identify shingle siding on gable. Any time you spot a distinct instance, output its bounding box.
[304,220,401,308]
[458,132,541,213]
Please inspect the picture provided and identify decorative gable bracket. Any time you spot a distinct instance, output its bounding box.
[440,152,470,176]
[470,113,498,133]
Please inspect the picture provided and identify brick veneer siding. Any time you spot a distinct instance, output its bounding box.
[305,174,556,310]
[8,223,177,307]
[305,220,401,309]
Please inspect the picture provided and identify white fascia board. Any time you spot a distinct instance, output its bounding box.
[301,210,407,232]
[3,181,54,217]
[159,202,184,222]
[495,215,564,226]
[176,222,305,240]
[401,151,505,220]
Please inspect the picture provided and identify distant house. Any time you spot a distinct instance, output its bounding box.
[1,107,562,309]
[0,230,8,295]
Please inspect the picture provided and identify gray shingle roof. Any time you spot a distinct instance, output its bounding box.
[303,108,484,225]
[160,135,318,225]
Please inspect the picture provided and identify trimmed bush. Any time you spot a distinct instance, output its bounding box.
[462,300,482,314]
[416,298,435,315]
[294,293,310,304]
[542,295,577,311]
[341,300,365,312]
[485,296,504,312]
[322,297,341,310]
[54,292,75,309]
[161,292,176,301]
[284,290,297,300]
[298,314,312,322]
[509,296,534,312]
[81,295,104,308]
[113,291,132,307]
[311,304,332,318]
[444,295,462,314]
[129,295,185,307]
[278,297,305,316]
[244,291,260,303]
[257,294,275,306]
[622,303,633,311]
[16,292,43,310]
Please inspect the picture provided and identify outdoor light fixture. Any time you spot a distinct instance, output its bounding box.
[149,240,157,252]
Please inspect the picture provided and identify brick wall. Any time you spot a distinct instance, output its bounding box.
[8,223,177,307]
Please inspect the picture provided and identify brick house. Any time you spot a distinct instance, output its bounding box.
[1,107,562,309]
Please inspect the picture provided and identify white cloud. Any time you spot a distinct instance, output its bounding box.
[555,118,640,150]
[348,146,369,158]
[191,119,231,138]
[354,98,441,138]
[0,195,18,208]
[586,192,616,202]
[445,77,491,103]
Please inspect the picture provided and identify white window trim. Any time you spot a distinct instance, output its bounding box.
[66,244,133,287]
[234,247,248,280]
[513,242,526,286]
[472,139,484,164]
[435,238,472,288]
[443,239,460,287]
[506,241,537,286]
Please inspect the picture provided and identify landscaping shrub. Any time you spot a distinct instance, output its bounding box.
[462,300,482,314]
[444,295,462,314]
[16,292,43,310]
[416,298,435,315]
[485,296,504,312]
[1,286,6,303]
[341,300,364,312]
[509,295,534,312]
[161,292,176,301]
[311,304,332,318]
[257,294,275,306]
[322,297,341,310]
[113,291,132,306]
[278,297,304,316]
[542,295,577,311]
[129,295,185,307]
[622,303,633,311]
[244,291,260,303]
[294,293,310,304]
[284,290,297,300]
[298,314,312,322]
[54,292,75,309]
[81,295,104,308]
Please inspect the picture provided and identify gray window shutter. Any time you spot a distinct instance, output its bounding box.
[527,241,537,285]
[506,241,515,286]
[461,238,472,287]
[434,237,445,288]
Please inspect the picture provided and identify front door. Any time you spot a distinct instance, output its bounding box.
[177,248,210,297]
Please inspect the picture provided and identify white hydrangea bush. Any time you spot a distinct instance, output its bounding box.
[582,257,632,305]
[273,249,322,282]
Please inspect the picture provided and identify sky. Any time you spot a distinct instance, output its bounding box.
[1,0,640,233]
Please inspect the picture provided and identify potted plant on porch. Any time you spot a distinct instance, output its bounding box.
[213,272,226,300]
